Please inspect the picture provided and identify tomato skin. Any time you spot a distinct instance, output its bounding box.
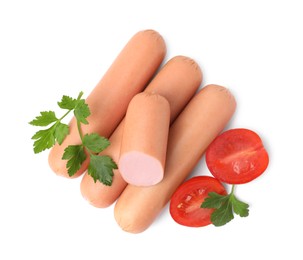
[169,176,226,227]
[206,128,269,184]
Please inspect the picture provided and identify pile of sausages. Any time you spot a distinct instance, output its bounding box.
[48,30,236,233]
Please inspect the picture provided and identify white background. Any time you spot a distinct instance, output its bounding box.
[1,0,302,259]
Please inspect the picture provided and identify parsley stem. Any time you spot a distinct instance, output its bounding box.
[76,121,94,157]
[231,184,236,195]
[58,109,72,121]
[77,91,84,100]
[75,91,85,143]
[77,120,84,141]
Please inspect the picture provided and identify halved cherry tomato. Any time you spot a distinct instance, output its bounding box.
[169,176,226,227]
[206,128,269,184]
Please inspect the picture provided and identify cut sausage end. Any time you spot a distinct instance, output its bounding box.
[119,151,164,186]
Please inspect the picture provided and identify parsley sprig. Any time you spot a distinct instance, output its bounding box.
[201,185,249,226]
[29,91,117,185]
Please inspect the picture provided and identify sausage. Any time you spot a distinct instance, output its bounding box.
[48,29,166,178]
[119,92,170,186]
[80,56,202,208]
[114,84,236,233]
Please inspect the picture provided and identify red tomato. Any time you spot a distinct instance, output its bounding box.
[206,128,269,184]
[169,176,226,227]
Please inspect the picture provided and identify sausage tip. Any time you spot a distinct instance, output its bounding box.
[114,206,143,233]
[80,175,113,208]
[167,56,203,90]
[173,56,202,76]
[137,29,166,56]
[204,84,237,109]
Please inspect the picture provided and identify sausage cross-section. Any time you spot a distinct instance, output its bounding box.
[119,92,170,186]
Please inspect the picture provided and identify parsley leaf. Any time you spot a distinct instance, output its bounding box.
[62,145,87,176]
[231,195,249,217]
[54,122,69,145]
[29,111,58,126]
[88,155,117,185]
[74,99,90,125]
[31,126,56,153]
[83,133,110,153]
[29,93,82,153]
[202,192,230,209]
[201,185,249,226]
[210,199,234,226]
[58,95,78,110]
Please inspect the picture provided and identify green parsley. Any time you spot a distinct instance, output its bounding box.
[29,91,117,186]
[201,185,249,226]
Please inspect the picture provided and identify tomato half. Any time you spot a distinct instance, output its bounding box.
[169,176,226,227]
[206,128,269,184]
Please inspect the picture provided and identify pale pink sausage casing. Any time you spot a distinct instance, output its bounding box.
[80,56,202,208]
[48,30,166,178]
[119,92,170,186]
[114,85,236,233]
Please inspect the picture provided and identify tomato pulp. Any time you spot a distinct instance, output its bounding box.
[206,128,269,184]
[169,176,226,227]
